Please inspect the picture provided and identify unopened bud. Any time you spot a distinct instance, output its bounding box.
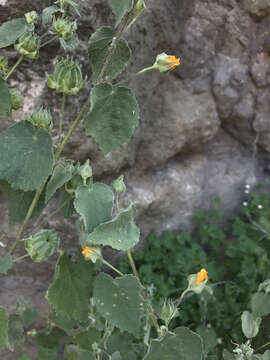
[28,107,52,131]
[9,89,23,111]
[25,230,59,262]
[78,160,92,184]
[133,0,146,17]
[53,17,77,41]
[14,33,40,59]
[152,52,180,73]
[0,56,9,77]
[112,175,126,194]
[25,11,39,24]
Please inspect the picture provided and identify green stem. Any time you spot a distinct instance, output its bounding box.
[99,257,123,276]
[58,93,66,143]
[126,249,161,334]
[255,341,270,353]
[9,184,45,255]
[4,55,24,81]
[115,194,120,213]
[114,66,155,87]
[168,288,190,325]
[40,35,58,48]
[127,249,139,279]
[55,96,91,161]
[13,254,29,263]
[136,66,155,75]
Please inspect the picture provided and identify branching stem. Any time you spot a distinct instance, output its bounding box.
[4,55,24,81]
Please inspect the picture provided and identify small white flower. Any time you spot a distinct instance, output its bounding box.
[245,190,249,194]
[243,202,248,206]
[258,205,263,209]
[245,184,251,189]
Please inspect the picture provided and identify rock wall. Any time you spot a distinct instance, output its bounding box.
[1,0,270,357]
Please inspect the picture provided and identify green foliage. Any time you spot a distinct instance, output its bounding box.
[86,204,140,251]
[241,311,261,339]
[144,327,203,360]
[73,327,101,351]
[85,83,139,154]
[93,273,144,336]
[110,0,134,25]
[0,78,11,117]
[0,180,45,225]
[38,347,58,360]
[47,254,95,321]
[7,314,24,351]
[42,6,61,25]
[0,307,8,352]
[22,308,38,328]
[63,344,95,360]
[0,254,13,274]
[25,229,60,262]
[0,121,54,191]
[88,27,131,82]
[45,162,75,203]
[0,18,29,48]
[74,183,114,234]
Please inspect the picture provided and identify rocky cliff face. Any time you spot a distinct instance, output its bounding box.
[1,0,270,357]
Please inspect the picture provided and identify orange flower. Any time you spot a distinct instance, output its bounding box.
[195,268,208,284]
[165,55,180,70]
[82,246,96,259]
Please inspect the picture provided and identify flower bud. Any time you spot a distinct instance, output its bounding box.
[53,17,77,41]
[186,268,208,294]
[0,56,9,77]
[159,298,178,325]
[46,57,85,95]
[25,11,39,24]
[25,230,59,262]
[78,160,92,184]
[133,0,146,17]
[9,89,23,111]
[28,107,52,131]
[65,174,84,194]
[55,0,80,16]
[81,245,102,263]
[14,33,40,59]
[152,52,180,73]
[112,175,126,194]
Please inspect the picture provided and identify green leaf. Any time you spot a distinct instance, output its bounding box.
[85,83,139,154]
[74,184,114,234]
[86,204,140,251]
[262,350,270,360]
[0,18,29,48]
[47,254,95,321]
[45,163,75,203]
[196,325,217,355]
[7,314,24,351]
[60,188,75,217]
[38,347,58,360]
[23,308,38,328]
[144,327,203,360]
[74,327,101,351]
[0,254,13,274]
[60,33,79,51]
[93,273,144,336]
[0,78,11,117]
[64,344,95,360]
[88,27,131,82]
[107,332,137,360]
[19,355,32,360]
[0,307,8,352]
[42,6,61,25]
[0,180,45,225]
[110,0,134,25]
[0,121,54,191]
[251,292,270,317]
[36,328,65,350]
[241,311,261,339]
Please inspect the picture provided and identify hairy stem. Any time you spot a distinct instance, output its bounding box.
[100,257,124,276]
[13,254,30,263]
[58,93,66,143]
[40,35,59,48]
[126,249,161,334]
[4,55,24,81]
[9,184,45,254]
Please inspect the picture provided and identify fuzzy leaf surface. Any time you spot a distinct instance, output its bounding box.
[93,273,143,336]
[110,0,133,25]
[0,121,54,191]
[251,292,270,317]
[74,327,101,351]
[88,27,131,82]
[42,6,60,25]
[144,327,203,360]
[0,180,45,225]
[0,307,8,351]
[74,184,114,234]
[0,254,13,274]
[47,254,95,321]
[45,163,74,203]
[7,314,24,351]
[64,344,95,360]
[85,83,139,154]
[0,78,11,117]
[86,204,140,251]
[0,18,29,48]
